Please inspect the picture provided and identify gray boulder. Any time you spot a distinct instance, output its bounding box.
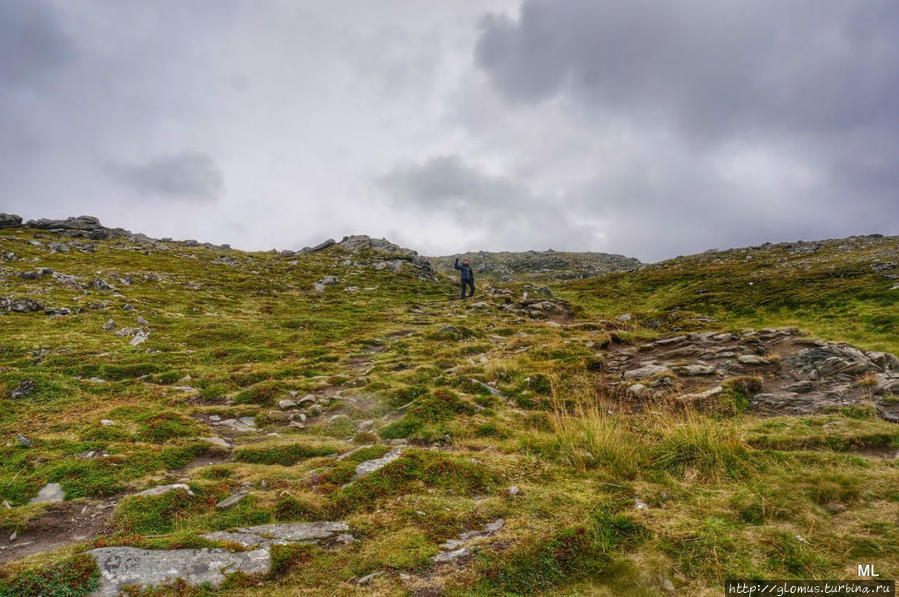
[27,215,102,231]
[301,238,336,253]
[0,213,22,228]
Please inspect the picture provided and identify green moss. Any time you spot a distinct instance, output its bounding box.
[0,553,99,597]
[114,487,200,534]
[234,442,339,466]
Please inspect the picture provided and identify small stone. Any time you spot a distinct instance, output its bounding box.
[278,399,297,410]
[102,319,116,330]
[506,486,521,497]
[823,502,847,515]
[238,416,256,427]
[130,330,149,346]
[216,491,248,510]
[136,315,149,325]
[335,533,356,545]
[28,483,65,504]
[15,434,32,448]
[616,313,632,322]
[100,419,115,426]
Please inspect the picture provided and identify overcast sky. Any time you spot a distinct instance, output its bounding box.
[2,0,897,262]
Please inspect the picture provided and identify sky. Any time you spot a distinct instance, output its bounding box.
[1,0,897,262]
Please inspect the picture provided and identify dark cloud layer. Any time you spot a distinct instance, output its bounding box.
[106,152,224,201]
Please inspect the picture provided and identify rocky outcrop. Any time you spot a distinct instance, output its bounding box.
[337,235,417,257]
[430,249,642,281]
[605,327,899,421]
[0,213,22,228]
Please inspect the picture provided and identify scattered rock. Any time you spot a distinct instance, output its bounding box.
[136,315,149,326]
[314,276,340,291]
[278,399,297,410]
[616,313,632,322]
[15,434,32,448]
[1,297,44,313]
[103,319,116,330]
[507,486,521,497]
[92,278,114,291]
[9,380,35,399]
[100,419,115,426]
[201,436,231,449]
[129,330,149,346]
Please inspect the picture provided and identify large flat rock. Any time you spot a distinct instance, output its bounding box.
[202,521,350,547]
[90,546,270,596]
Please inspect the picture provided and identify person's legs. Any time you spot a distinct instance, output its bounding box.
[460,281,467,299]
[466,280,475,297]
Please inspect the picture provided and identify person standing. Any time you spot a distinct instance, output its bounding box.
[454,257,475,299]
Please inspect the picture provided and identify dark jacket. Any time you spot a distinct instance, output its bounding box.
[454,257,474,282]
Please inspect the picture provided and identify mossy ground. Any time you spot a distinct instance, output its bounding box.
[0,229,896,595]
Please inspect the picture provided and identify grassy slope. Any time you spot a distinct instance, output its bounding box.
[0,228,897,596]
[560,235,899,354]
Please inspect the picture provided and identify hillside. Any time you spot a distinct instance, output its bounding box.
[429,250,641,282]
[0,217,897,596]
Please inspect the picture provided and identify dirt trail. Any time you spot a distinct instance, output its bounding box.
[0,501,114,564]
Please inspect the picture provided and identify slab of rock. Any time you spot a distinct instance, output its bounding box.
[202,522,350,548]
[278,399,297,410]
[672,364,716,376]
[737,354,767,365]
[135,483,194,498]
[28,483,65,504]
[216,491,248,510]
[217,418,255,432]
[90,546,270,596]
[433,546,472,563]
[352,448,403,481]
[623,365,671,380]
[201,436,231,449]
[433,519,504,564]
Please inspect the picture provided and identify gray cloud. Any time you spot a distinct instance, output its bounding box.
[378,155,601,251]
[106,152,224,201]
[475,0,899,141]
[379,155,521,212]
[0,1,896,259]
[0,0,72,87]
